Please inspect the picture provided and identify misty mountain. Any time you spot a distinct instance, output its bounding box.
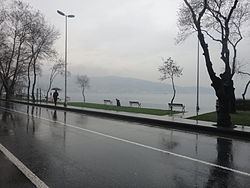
[39,75,213,94]
[87,76,213,94]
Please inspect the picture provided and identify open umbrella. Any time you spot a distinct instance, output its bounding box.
[51,87,61,91]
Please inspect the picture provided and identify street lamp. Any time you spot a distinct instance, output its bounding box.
[196,37,200,116]
[57,10,75,107]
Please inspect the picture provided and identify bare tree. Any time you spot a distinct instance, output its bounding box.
[46,59,64,103]
[177,0,250,127]
[0,3,5,97]
[26,10,59,103]
[0,0,59,101]
[76,75,90,103]
[0,0,31,99]
[159,57,183,107]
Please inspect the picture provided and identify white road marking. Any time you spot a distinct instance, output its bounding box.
[1,105,250,177]
[0,143,49,188]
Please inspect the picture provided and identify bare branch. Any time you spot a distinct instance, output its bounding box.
[201,29,222,42]
[76,75,90,103]
[158,57,183,104]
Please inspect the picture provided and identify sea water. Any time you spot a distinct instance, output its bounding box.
[68,92,217,114]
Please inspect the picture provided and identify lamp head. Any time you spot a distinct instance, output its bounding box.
[57,10,65,16]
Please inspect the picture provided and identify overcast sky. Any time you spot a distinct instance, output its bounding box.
[23,0,250,91]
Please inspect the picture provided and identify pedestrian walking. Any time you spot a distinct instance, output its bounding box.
[116,98,121,107]
[53,90,59,106]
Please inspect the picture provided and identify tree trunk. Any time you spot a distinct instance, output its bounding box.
[5,86,14,100]
[31,68,36,103]
[170,76,176,104]
[31,56,38,103]
[216,99,231,127]
[0,84,3,96]
[5,87,10,100]
[197,31,232,127]
[82,88,85,103]
[229,80,236,113]
[27,65,31,102]
[212,75,232,127]
[30,47,37,103]
[27,57,33,103]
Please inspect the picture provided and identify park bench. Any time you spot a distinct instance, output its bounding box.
[129,101,141,108]
[104,99,113,105]
[168,103,185,112]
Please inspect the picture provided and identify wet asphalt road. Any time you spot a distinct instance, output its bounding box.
[0,101,250,187]
[0,150,35,188]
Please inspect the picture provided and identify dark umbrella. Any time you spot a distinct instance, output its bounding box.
[51,87,61,91]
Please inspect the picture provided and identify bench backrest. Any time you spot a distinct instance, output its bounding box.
[130,101,140,104]
[168,103,183,106]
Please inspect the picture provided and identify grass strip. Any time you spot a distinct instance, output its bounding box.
[67,102,178,116]
[188,111,250,126]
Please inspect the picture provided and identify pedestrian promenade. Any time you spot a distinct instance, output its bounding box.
[5,99,250,140]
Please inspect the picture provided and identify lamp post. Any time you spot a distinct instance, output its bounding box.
[196,37,200,116]
[57,10,75,107]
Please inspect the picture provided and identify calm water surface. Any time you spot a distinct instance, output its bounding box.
[68,92,217,114]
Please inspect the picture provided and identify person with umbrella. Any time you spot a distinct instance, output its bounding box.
[52,88,60,106]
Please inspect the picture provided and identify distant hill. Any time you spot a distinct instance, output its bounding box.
[87,76,213,94]
[38,75,213,94]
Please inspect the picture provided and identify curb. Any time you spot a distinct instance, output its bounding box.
[1,99,250,140]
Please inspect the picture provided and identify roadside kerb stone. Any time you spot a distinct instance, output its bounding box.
[2,99,250,141]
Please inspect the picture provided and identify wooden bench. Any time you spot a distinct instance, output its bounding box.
[129,101,141,108]
[104,99,112,105]
[168,103,185,112]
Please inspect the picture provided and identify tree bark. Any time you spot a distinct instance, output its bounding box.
[197,32,232,127]
[212,75,232,127]
[31,52,39,103]
[229,82,236,113]
[27,60,32,102]
[170,76,176,105]
[31,63,37,103]
[4,86,14,100]
[0,84,3,96]
[82,88,85,103]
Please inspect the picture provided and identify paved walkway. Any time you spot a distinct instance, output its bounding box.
[6,99,250,140]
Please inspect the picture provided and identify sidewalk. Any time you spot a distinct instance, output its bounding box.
[3,99,250,140]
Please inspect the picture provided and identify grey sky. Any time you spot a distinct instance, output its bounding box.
[24,0,250,92]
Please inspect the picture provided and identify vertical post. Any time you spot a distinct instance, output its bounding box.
[196,37,200,116]
[57,10,74,107]
[39,88,41,104]
[64,16,68,107]
[36,88,39,103]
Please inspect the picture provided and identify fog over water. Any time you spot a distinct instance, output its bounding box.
[38,75,247,114]
[68,92,216,114]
